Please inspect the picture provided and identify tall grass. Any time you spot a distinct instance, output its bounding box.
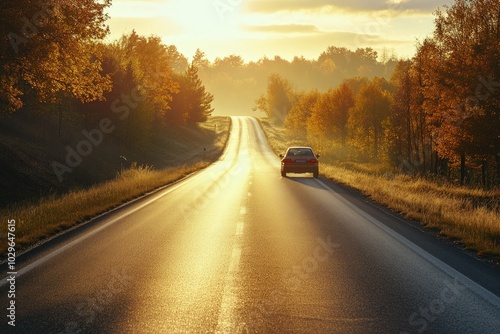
[0,162,209,258]
[321,165,500,257]
[259,118,500,260]
[0,117,230,259]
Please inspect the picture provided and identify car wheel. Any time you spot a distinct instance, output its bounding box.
[281,171,286,177]
[313,171,319,178]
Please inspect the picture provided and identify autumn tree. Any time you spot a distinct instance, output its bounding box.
[386,59,432,172]
[166,73,190,126]
[307,83,355,149]
[0,0,112,112]
[349,78,391,160]
[285,90,320,138]
[417,0,500,185]
[331,83,355,146]
[256,74,296,124]
[119,32,179,121]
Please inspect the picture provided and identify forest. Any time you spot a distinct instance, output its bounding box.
[0,1,398,140]
[0,0,498,193]
[256,0,499,188]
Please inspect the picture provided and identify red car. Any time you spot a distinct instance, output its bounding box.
[280,146,320,178]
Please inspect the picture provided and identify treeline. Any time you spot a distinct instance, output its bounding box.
[258,0,500,187]
[195,47,398,115]
[0,0,398,131]
[1,1,213,147]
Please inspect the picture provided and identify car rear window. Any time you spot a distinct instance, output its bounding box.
[287,149,313,156]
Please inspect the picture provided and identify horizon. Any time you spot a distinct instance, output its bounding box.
[106,0,454,62]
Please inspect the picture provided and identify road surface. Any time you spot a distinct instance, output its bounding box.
[2,116,500,333]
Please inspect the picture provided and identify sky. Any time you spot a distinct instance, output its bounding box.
[106,0,454,62]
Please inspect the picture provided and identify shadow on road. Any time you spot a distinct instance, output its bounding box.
[281,174,324,190]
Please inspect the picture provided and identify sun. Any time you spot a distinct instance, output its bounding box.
[107,0,245,49]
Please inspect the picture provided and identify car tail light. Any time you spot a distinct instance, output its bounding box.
[283,159,294,163]
[308,159,318,163]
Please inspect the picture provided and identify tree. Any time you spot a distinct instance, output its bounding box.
[213,54,244,74]
[349,79,391,159]
[308,83,354,147]
[285,90,320,138]
[0,0,112,112]
[256,74,296,124]
[122,33,179,119]
[166,45,189,74]
[185,64,214,124]
[332,83,355,146]
[168,63,214,126]
[417,0,500,185]
[192,48,210,70]
[387,60,417,169]
[166,73,190,126]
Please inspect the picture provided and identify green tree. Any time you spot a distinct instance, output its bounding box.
[166,45,189,74]
[168,63,214,126]
[185,64,214,124]
[192,48,210,71]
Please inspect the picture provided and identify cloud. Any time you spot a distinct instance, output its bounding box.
[244,0,451,14]
[243,31,411,61]
[244,24,320,34]
[179,29,411,61]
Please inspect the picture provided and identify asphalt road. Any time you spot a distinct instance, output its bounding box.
[2,116,500,334]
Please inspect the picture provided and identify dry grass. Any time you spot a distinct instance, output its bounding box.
[1,163,206,253]
[259,118,500,260]
[0,117,230,259]
[321,165,500,256]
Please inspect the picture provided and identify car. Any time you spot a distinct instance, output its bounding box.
[279,146,320,178]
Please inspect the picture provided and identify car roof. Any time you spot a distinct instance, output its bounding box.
[287,146,313,150]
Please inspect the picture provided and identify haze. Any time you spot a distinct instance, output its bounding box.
[107,0,454,62]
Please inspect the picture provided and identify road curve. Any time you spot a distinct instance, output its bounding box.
[1,116,499,334]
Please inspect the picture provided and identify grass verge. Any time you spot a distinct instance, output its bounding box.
[259,118,500,262]
[0,117,230,260]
